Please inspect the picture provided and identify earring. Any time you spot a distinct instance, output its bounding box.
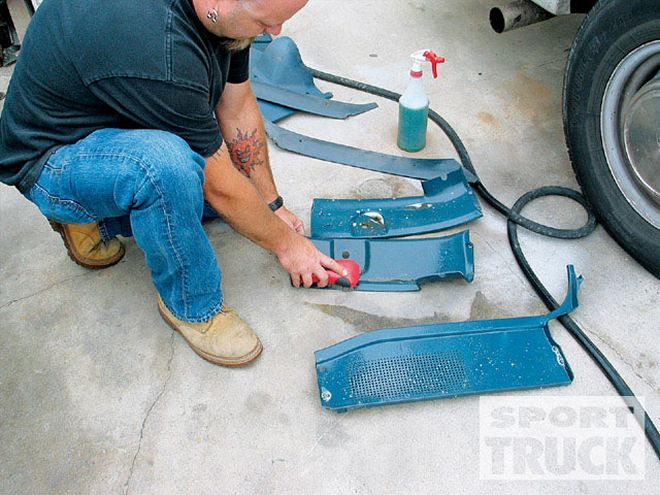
[207,8,218,23]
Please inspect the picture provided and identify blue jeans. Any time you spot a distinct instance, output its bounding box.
[23,128,223,323]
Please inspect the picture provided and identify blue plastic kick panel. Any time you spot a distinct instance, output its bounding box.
[251,36,331,123]
[311,174,483,239]
[315,266,581,412]
[312,231,474,291]
[250,36,331,99]
[250,36,377,122]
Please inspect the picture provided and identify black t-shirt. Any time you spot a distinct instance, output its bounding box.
[0,0,250,192]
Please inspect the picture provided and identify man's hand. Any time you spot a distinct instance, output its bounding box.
[275,206,305,234]
[275,233,347,288]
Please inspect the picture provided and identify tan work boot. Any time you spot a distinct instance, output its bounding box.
[49,220,125,269]
[157,298,263,367]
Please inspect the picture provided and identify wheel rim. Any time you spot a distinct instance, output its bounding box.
[601,41,660,229]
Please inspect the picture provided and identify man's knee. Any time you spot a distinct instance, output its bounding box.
[138,130,205,181]
[127,131,207,207]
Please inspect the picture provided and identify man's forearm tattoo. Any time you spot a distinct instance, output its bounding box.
[227,128,265,178]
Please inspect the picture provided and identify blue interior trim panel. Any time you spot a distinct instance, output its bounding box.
[312,231,475,292]
[311,174,482,239]
[265,120,477,182]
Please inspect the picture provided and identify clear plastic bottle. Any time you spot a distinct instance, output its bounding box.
[397,50,445,152]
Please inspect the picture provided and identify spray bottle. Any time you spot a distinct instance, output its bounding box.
[397,50,445,152]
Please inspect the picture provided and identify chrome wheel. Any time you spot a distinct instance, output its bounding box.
[601,41,660,229]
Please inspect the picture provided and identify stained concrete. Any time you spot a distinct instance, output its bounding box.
[1,0,658,493]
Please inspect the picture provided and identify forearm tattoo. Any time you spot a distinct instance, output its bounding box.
[226,128,265,178]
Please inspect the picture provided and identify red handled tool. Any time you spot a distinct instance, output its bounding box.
[312,259,361,289]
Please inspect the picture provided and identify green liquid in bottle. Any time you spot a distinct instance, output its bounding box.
[397,103,429,152]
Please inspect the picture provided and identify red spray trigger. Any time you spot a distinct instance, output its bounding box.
[423,51,445,79]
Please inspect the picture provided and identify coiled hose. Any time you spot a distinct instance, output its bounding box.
[309,67,660,458]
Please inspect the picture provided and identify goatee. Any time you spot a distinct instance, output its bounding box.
[219,37,256,51]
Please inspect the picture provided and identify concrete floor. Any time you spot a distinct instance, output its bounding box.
[1,0,658,493]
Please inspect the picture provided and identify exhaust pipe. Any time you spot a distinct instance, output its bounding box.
[490,1,554,33]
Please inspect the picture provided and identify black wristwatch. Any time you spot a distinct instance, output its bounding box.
[268,195,284,212]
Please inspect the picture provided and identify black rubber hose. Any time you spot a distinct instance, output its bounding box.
[508,189,660,459]
[309,67,660,458]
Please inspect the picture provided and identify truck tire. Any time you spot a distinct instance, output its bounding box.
[563,0,660,277]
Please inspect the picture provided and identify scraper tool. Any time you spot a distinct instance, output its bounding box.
[312,259,360,288]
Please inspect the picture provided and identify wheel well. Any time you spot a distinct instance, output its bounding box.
[571,0,598,14]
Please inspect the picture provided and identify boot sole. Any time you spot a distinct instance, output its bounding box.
[49,220,125,269]
[158,304,263,367]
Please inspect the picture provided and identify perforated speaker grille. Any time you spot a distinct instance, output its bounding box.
[348,350,470,400]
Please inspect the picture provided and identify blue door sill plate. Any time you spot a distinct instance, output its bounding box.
[315,266,580,411]
[311,174,482,239]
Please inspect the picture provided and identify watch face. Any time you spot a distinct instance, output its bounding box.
[269,196,283,211]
